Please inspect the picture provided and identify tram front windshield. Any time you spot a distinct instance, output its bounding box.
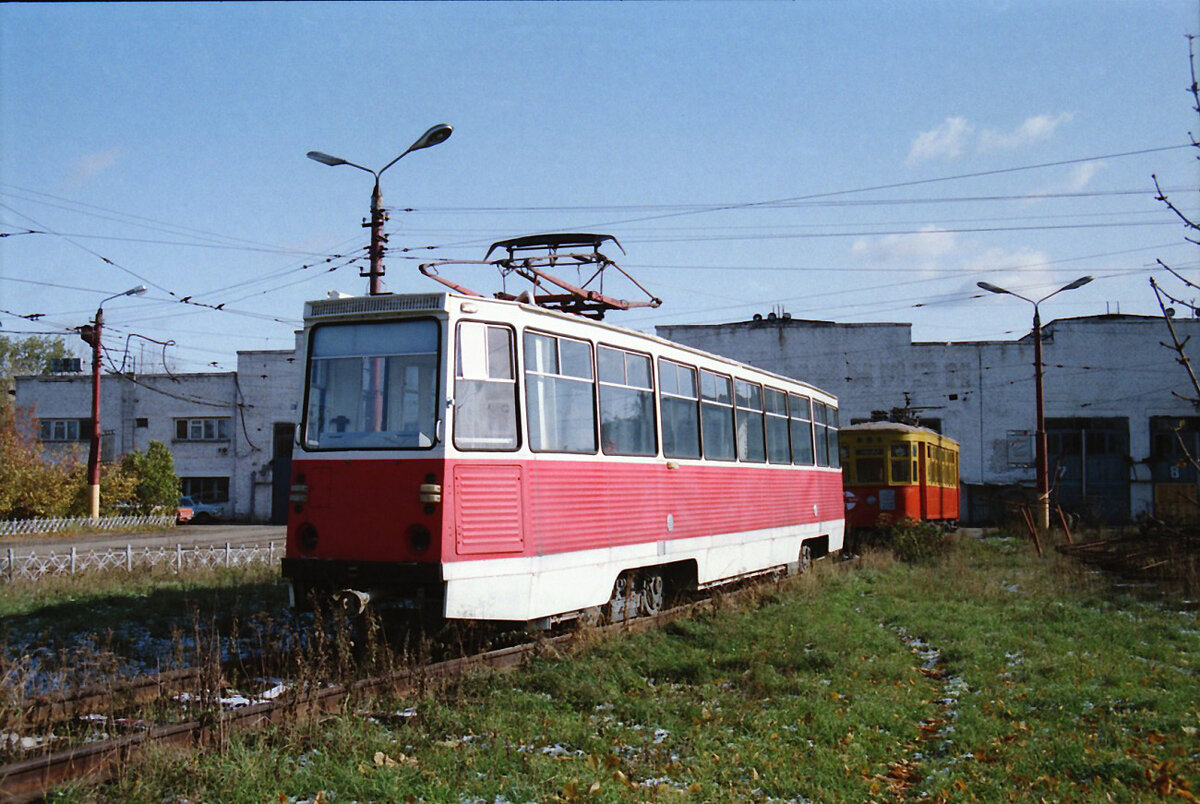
[303,320,439,450]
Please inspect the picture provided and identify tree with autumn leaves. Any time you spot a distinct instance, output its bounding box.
[0,334,179,521]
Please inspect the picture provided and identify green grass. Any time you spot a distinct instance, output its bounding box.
[40,536,1200,802]
[0,564,287,700]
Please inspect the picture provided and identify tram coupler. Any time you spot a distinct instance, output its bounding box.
[335,588,372,616]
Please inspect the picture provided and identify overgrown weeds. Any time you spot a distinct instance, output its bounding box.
[854,517,956,563]
[17,538,1200,801]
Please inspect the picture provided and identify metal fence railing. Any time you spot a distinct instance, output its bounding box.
[0,514,178,537]
[1,542,281,583]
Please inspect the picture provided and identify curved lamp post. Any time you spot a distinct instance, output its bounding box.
[307,123,453,295]
[976,276,1093,531]
[80,284,147,519]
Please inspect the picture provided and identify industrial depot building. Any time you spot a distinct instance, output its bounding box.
[14,310,1200,526]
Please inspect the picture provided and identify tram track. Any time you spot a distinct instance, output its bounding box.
[0,559,853,802]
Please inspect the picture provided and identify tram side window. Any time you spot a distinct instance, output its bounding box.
[827,406,840,468]
[890,443,910,483]
[454,322,518,450]
[598,346,656,456]
[524,332,596,453]
[813,402,830,466]
[659,359,701,459]
[856,450,886,483]
[700,370,735,461]
[765,388,791,464]
[790,393,814,465]
[735,380,766,463]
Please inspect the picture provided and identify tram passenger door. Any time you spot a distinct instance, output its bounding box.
[918,444,929,521]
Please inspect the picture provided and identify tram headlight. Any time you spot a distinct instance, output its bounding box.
[408,524,432,553]
[298,524,319,552]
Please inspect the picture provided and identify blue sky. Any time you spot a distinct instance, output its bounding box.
[2,1,1198,373]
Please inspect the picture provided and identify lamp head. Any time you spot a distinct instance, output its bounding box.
[1061,275,1093,292]
[124,285,147,297]
[307,151,348,167]
[407,123,453,153]
[976,281,1010,295]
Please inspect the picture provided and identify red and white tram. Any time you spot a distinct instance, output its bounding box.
[283,241,844,624]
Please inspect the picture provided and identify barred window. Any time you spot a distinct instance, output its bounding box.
[175,417,231,442]
[39,418,85,442]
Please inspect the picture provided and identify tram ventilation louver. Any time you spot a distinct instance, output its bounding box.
[305,294,446,318]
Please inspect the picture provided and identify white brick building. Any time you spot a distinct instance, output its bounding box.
[17,349,301,523]
[659,313,1200,524]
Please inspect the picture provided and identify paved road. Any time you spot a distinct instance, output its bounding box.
[0,524,286,555]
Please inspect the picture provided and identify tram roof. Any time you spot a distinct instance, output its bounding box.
[303,291,839,404]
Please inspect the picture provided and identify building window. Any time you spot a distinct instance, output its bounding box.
[135,418,149,428]
[39,418,86,442]
[180,476,230,503]
[175,417,231,442]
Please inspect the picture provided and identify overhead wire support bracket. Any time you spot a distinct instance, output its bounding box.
[419,232,662,320]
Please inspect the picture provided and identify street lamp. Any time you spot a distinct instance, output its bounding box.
[976,276,1093,531]
[79,284,147,519]
[307,123,453,295]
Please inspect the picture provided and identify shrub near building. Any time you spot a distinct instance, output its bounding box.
[121,441,181,515]
[0,409,179,521]
[0,406,77,520]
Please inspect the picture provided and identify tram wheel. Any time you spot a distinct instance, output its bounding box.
[799,543,813,575]
[609,574,636,622]
[639,571,665,616]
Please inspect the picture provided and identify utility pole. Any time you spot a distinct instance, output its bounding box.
[977,276,1093,531]
[79,286,147,520]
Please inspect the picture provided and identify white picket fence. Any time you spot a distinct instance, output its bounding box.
[0,514,177,537]
[1,541,281,583]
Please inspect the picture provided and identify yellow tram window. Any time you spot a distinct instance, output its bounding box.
[856,456,885,483]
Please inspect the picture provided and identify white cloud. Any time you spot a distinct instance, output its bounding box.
[852,226,957,263]
[964,246,1055,292]
[69,147,122,185]
[979,112,1075,152]
[906,117,974,164]
[1026,160,1104,200]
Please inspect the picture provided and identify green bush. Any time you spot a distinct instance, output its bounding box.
[877,518,954,563]
[121,441,180,514]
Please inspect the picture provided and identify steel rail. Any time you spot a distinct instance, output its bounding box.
[0,560,852,801]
